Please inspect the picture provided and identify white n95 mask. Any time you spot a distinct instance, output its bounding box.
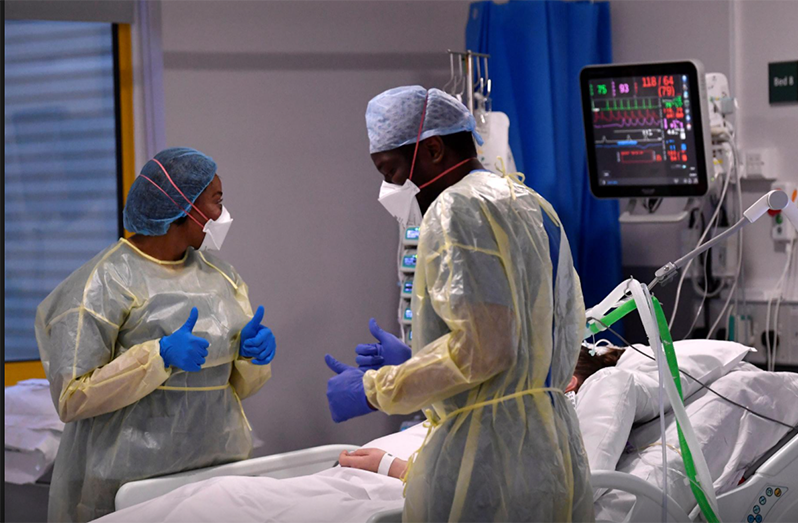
[378,179,423,229]
[199,205,233,251]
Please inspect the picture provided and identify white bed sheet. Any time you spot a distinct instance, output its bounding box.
[99,424,427,523]
[5,378,64,484]
[594,364,798,521]
[99,361,797,523]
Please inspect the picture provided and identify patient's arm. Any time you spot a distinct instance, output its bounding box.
[338,448,407,480]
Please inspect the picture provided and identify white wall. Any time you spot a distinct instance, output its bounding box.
[733,0,798,299]
[157,0,471,455]
[611,0,798,304]
[152,0,797,453]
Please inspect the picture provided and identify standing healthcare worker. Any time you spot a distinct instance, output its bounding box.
[35,147,277,522]
[325,87,594,521]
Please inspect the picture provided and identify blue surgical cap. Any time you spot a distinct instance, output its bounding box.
[366,86,484,154]
[123,147,217,236]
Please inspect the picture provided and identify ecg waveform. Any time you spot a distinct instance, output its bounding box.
[588,74,698,187]
[594,114,661,129]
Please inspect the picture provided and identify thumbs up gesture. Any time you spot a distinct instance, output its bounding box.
[354,318,411,371]
[159,307,210,372]
[239,305,276,365]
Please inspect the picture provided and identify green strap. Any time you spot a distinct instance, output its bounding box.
[585,297,720,523]
[586,299,637,336]
[652,298,719,523]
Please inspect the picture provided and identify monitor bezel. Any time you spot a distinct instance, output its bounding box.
[580,60,712,199]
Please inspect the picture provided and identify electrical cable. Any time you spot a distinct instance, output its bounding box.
[646,198,663,214]
[586,316,797,430]
[731,140,746,340]
[685,248,713,338]
[707,140,745,340]
[669,159,732,329]
[686,206,726,338]
[766,239,795,371]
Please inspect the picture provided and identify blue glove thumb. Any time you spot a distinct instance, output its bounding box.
[325,354,352,375]
[181,307,200,333]
[368,318,388,343]
[249,305,265,327]
[241,305,265,342]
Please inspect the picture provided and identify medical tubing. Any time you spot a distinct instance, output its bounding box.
[655,310,670,523]
[765,244,788,370]
[766,240,795,371]
[633,284,671,521]
[630,281,720,521]
[684,246,711,338]
[732,141,746,330]
[668,162,732,328]
[652,297,720,523]
[773,243,796,368]
[707,142,745,340]
[589,317,796,430]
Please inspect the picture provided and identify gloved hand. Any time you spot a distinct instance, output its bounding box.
[325,354,375,423]
[160,307,210,372]
[239,306,276,365]
[355,318,412,371]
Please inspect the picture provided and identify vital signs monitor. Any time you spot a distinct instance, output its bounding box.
[580,60,712,199]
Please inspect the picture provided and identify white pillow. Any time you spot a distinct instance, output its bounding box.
[616,340,754,399]
[576,339,753,483]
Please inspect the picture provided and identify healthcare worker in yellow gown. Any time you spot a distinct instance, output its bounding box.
[324,87,594,521]
[35,147,276,522]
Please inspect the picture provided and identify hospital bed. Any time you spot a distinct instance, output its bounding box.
[582,429,798,523]
[108,350,798,523]
[114,444,358,510]
[113,432,798,522]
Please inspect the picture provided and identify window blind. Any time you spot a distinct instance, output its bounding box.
[5,20,120,361]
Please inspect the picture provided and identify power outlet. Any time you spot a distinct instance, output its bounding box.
[772,181,798,242]
[711,226,738,278]
[743,148,775,180]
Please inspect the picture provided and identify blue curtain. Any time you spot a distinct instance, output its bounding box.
[466,0,622,311]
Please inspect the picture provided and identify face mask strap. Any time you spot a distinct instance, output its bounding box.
[139,174,206,230]
[417,156,477,190]
[151,158,212,224]
[407,92,430,183]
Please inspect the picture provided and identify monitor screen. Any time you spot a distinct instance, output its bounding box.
[402,254,417,267]
[580,61,711,198]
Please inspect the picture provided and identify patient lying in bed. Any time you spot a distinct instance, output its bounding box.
[336,343,625,479]
[99,341,798,523]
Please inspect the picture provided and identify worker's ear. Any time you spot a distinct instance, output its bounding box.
[424,136,445,165]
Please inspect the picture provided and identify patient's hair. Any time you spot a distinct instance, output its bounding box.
[573,344,624,392]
